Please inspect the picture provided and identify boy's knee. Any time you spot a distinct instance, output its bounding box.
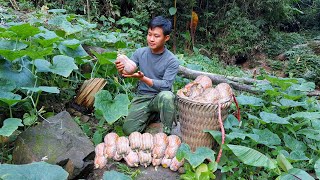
[158,91,175,101]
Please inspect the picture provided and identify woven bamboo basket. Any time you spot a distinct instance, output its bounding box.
[177,94,232,152]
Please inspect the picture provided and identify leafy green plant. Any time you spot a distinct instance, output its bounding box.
[176,143,217,180]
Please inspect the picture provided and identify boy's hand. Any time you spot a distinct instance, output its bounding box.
[122,71,144,79]
[115,59,125,73]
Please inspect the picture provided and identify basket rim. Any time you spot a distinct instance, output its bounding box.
[176,93,231,106]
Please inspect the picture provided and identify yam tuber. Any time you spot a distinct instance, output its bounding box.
[152,158,163,167]
[129,131,142,152]
[113,151,123,161]
[161,157,172,168]
[153,133,168,147]
[193,87,220,103]
[164,135,181,159]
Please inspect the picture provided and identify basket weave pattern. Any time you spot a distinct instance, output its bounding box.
[177,95,231,151]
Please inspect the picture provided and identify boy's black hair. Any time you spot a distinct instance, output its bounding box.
[148,16,172,36]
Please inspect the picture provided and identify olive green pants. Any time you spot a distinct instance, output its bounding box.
[122,91,176,135]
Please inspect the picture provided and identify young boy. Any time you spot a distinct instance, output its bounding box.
[115,16,179,135]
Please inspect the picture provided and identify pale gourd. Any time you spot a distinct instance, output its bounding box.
[170,157,184,171]
[138,150,152,168]
[193,87,220,103]
[152,158,162,167]
[104,132,119,147]
[141,133,154,153]
[117,54,136,74]
[124,150,139,167]
[95,143,105,157]
[116,136,130,158]
[103,144,116,159]
[129,131,142,152]
[161,157,172,168]
[164,135,181,159]
[94,155,107,169]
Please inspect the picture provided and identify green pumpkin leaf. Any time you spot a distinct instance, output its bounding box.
[0,40,28,50]
[58,43,88,58]
[176,143,215,168]
[0,91,22,106]
[0,78,16,92]
[61,39,81,50]
[8,23,40,39]
[103,170,132,180]
[21,86,60,94]
[94,90,130,124]
[0,118,23,137]
[227,144,276,169]
[0,161,68,179]
[23,113,37,126]
[92,50,117,65]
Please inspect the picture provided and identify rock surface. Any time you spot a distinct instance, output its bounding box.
[12,111,95,179]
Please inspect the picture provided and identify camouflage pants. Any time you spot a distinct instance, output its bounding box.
[122,91,176,135]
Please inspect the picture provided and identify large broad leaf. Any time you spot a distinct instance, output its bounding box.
[92,51,117,65]
[0,40,28,50]
[103,170,131,180]
[223,114,240,129]
[169,7,177,15]
[282,133,307,152]
[0,161,68,180]
[205,130,237,145]
[297,128,320,141]
[259,112,290,124]
[58,43,88,58]
[8,23,40,39]
[289,82,315,92]
[280,150,309,161]
[278,168,315,180]
[94,90,130,124]
[0,91,22,106]
[236,95,264,106]
[279,98,305,108]
[289,112,320,121]
[248,128,281,147]
[0,118,23,137]
[315,158,320,179]
[61,39,80,50]
[0,59,35,87]
[227,144,276,169]
[0,78,16,92]
[176,143,215,168]
[34,56,78,77]
[265,76,298,91]
[21,86,60,94]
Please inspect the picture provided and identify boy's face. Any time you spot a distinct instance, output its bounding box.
[147,27,170,54]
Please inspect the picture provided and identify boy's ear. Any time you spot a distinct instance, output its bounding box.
[165,35,170,42]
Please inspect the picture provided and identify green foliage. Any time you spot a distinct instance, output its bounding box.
[0,118,23,137]
[264,31,306,57]
[103,170,132,180]
[0,161,69,180]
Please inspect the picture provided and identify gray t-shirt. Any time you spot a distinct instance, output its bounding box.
[130,47,180,95]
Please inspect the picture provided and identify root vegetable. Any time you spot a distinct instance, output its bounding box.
[152,144,167,159]
[138,151,152,168]
[167,135,181,147]
[104,132,119,147]
[124,150,139,167]
[129,131,142,152]
[152,158,162,167]
[116,136,130,157]
[170,157,184,171]
[142,133,154,153]
[193,87,220,103]
[153,133,168,147]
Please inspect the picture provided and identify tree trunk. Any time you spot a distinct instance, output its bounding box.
[178,66,320,97]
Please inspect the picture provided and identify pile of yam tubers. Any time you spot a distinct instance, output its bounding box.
[94,132,184,171]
